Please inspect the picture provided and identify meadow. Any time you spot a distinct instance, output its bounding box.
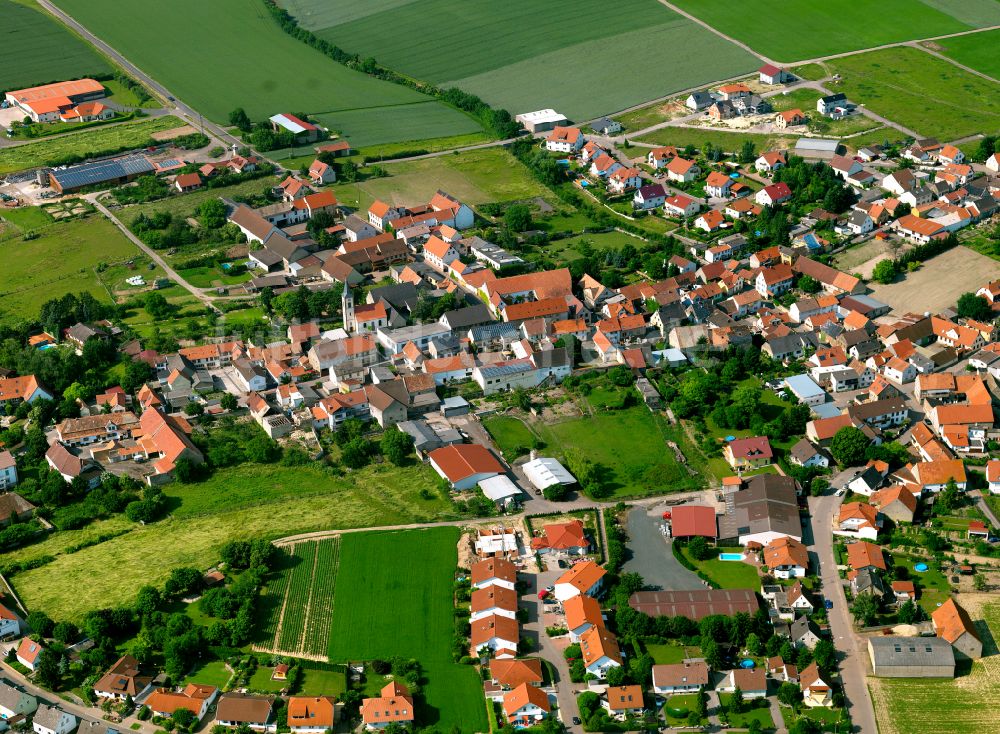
[283,0,757,120]
[50,0,479,145]
[635,126,798,156]
[0,213,141,325]
[7,461,461,620]
[0,115,185,175]
[869,598,1000,734]
[483,415,537,460]
[667,0,1000,61]
[823,47,1000,140]
[936,29,1000,81]
[0,0,111,92]
[326,528,487,732]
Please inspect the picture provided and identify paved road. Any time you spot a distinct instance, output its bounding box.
[807,490,878,734]
[622,505,703,591]
[87,195,220,312]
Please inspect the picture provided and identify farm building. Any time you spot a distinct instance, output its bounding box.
[669,505,718,539]
[868,637,955,678]
[49,154,155,194]
[794,138,840,161]
[5,78,106,122]
[269,113,321,142]
[515,109,568,133]
[629,589,760,620]
[428,444,506,490]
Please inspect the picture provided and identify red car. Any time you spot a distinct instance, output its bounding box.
[538,590,549,600]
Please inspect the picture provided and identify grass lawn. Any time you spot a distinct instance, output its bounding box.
[127,176,278,229]
[313,103,482,149]
[0,205,55,234]
[892,554,951,613]
[718,695,775,729]
[0,214,143,325]
[636,126,797,157]
[644,642,700,665]
[666,0,1000,61]
[102,78,160,110]
[0,116,185,175]
[677,546,761,591]
[248,667,287,693]
[326,528,487,732]
[0,0,111,91]
[936,28,1000,80]
[542,231,646,263]
[299,667,347,697]
[769,88,881,136]
[181,659,231,689]
[340,147,554,212]
[482,414,537,460]
[531,404,703,498]
[662,693,706,726]
[293,0,756,120]
[869,600,1000,734]
[50,0,479,145]
[8,461,461,621]
[823,47,1000,140]
[174,264,252,289]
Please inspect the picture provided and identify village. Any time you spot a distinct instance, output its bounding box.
[2,35,1000,734]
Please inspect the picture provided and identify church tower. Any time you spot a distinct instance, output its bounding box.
[342,286,355,333]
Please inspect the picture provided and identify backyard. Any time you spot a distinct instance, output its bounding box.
[483,414,537,460]
[676,544,762,591]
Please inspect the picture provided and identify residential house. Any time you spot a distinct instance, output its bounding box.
[0,451,18,490]
[502,684,549,727]
[471,558,517,591]
[663,194,699,218]
[488,659,543,696]
[0,681,37,720]
[666,157,700,183]
[723,436,773,470]
[602,686,644,720]
[94,655,152,701]
[146,685,219,721]
[932,598,983,659]
[762,536,809,578]
[755,151,786,174]
[564,595,605,642]
[755,182,792,207]
[871,485,917,524]
[789,438,829,468]
[799,663,832,707]
[15,638,42,670]
[286,697,336,733]
[579,626,623,679]
[428,443,505,489]
[634,184,666,210]
[360,682,414,730]
[545,126,584,153]
[837,502,881,540]
[651,661,709,696]
[553,560,606,602]
[32,706,75,734]
[470,614,519,658]
[215,694,276,732]
[718,669,767,699]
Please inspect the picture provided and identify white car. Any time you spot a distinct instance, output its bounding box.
[835,488,846,496]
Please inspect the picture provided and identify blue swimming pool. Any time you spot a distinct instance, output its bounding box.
[719,553,744,561]
[914,562,929,573]
[740,659,755,669]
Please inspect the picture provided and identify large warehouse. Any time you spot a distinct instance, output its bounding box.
[5,78,106,123]
[49,154,155,194]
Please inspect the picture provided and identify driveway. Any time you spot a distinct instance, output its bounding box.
[622,505,704,591]
[807,492,878,734]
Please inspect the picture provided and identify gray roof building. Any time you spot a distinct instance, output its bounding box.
[868,636,955,678]
[719,474,801,544]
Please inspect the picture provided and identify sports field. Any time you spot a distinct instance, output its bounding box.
[281,0,757,120]
[936,29,1000,81]
[0,115,185,175]
[0,0,111,92]
[0,213,141,325]
[869,597,1000,734]
[7,461,460,620]
[326,529,486,732]
[823,47,1000,139]
[51,0,480,144]
[667,0,1000,61]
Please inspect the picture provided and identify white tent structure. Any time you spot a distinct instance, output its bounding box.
[479,475,522,503]
[522,458,576,490]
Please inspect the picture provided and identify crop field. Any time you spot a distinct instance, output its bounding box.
[341,147,554,213]
[823,47,1000,140]
[0,0,112,92]
[869,597,1000,734]
[667,0,1000,61]
[281,0,757,120]
[51,0,479,145]
[0,214,142,325]
[326,528,487,732]
[0,116,185,175]
[259,539,340,658]
[936,29,1000,81]
[313,103,481,149]
[8,461,460,621]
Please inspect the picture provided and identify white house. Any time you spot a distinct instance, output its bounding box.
[718,669,767,699]
[32,705,76,734]
[986,153,1000,173]
[545,126,584,154]
[651,661,709,696]
[665,157,700,183]
[0,450,17,490]
[502,684,550,728]
[0,602,20,639]
[580,626,622,679]
[799,663,833,707]
[607,167,642,194]
[553,560,606,603]
[987,460,1000,494]
[884,357,917,384]
[663,194,699,218]
[634,184,666,210]
[847,210,873,236]
[423,235,460,271]
[756,182,792,207]
[0,682,37,720]
[16,639,42,671]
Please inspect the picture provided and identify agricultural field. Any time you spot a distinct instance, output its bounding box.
[8,461,461,621]
[281,0,757,120]
[51,0,480,145]
[0,0,111,92]
[0,213,142,325]
[870,246,1000,315]
[326,528,487,732]
[635,126,798,156]
[341,147,554,212]
[0,115,185,175]
[823,47,1000,140]
[530,403,704,497]
[869,597,1000,734]
[935,29,1000,80]
[667,0,1000,61]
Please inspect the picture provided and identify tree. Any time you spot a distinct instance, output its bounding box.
[936,478,961,513]
[27,611,55,637]
[813,639,836,675]
[777,681,802,707]
[830,426,868,466]
[144,291,174,319]
[198,199,228,229]
[872,258,898,284]
[701,637,722,669]
[184,401,205,417]
[229,108,252,132]
[340,438,372,469]
[956,292,993,321]
[220,393,238,411]
[730,686,744,714]
[797,274,820,293]
[380,427,414,466]
[738,141,757,164]
[605,665,626,687]
[52,621,79,644]
[504,204,532,233]
[745,632,762,656]
[35,649,61,690]
[851,592,880,627]
[688,536,712,561]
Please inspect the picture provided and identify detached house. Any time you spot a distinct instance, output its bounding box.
[361,682,414,730]
[755,151,787,174]
[94,655,152,701]
[651,661,709,696]
[602,685,644,720]
[756,182,792,207]
[724,436,773,470]
[553,560,606,602]
[503,684,550,727]
[580,626,623,679]
[32,706,75,734]
[545,126,584,153]
[666,157,700,183]
[799,663,833,707]
[634,183,666,210]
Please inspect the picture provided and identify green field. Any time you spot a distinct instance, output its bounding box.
[483,415,537,460]
[531,404,703,497]
[181,659,232,688]
[870,600,1000,734]
[324,529,487,732]
[313,103,481,149]
[7,461,461,620]
[937,29,1000,81]
[340,147,554,212]
[635,126,797,156]
[0,115,185,175]
[677,546,761,590]
[282,0,756,120]
[824,47,1000,139]
[0,0,112,92]
[50,0,480,145]
[0,214,141,325]
[644,643,700,665]
[668,0,1000,61]
[262,539,340,657]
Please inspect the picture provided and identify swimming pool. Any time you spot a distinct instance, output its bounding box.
[719,553,744,561]
[914,562,929,573]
